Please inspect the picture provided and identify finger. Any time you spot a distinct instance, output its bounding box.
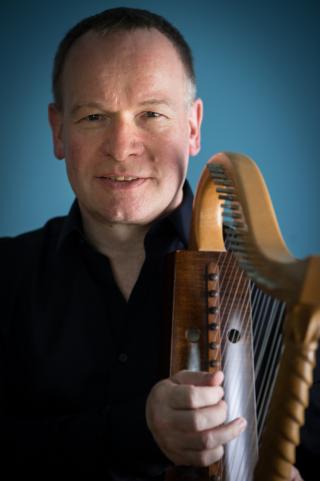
[169,400,228,432]
[197,416,247,449]
[175,416,247,450]
[172,370,224,387]
[169,383,224,409]
[175,445,224,467]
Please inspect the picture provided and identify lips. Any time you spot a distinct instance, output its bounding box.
[96,175,148,189]
[100,175,139,182]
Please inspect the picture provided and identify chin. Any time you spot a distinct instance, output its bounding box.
[99,200,161,225]
[100,209,153,226]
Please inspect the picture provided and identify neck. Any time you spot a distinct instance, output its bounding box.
[80,209,150,301]
[80,207,150,257]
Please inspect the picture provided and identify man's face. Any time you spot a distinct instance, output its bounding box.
[49,29,202,226]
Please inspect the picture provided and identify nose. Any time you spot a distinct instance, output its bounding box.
[103,116,144,162]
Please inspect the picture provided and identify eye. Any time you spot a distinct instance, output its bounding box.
[142,111,162,119]
[82,113,106,122]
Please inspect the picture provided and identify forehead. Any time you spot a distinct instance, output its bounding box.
[66,27,184,69]
[61,28,189,104]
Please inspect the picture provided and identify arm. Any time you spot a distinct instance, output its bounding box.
[0,396,169,477]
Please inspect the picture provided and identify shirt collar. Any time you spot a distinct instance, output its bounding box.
[57,180,193,251]
[161,180,193,247]
[57,200,84,251]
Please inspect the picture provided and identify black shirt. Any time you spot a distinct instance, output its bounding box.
[0,181,318,480]
[0,182,193,479]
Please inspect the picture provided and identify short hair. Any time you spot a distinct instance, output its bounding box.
[52,7,196,108]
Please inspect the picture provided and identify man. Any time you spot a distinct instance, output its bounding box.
[0,7,305,480]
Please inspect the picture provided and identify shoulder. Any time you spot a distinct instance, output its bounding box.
[0,216,67,272]
[0,215,66,247]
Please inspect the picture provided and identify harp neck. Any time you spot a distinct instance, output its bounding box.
[189,165,225,252]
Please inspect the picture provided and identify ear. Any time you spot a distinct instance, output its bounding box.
[188,98,203,157]
[48,103,65,160]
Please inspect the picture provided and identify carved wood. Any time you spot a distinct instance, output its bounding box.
[164,152,320,481]
[164,251,257,481]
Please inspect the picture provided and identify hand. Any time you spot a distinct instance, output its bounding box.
[290,466,304,481]
[146,370,247,466]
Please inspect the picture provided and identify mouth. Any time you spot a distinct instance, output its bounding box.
[96,175,148,190]
[99,175,140,183]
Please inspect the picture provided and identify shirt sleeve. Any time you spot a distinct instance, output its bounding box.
[0,396,170,478]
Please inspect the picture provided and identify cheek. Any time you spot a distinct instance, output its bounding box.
[63,144,91,193]
[63,127,105,169]
[155,131,190,176]
[66,144,83,165]
[63,133,91,174]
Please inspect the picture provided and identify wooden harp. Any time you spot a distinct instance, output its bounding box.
[164,152,320,481]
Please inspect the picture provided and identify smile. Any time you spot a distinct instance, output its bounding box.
[103,175,139,182]
[96,175,148,190]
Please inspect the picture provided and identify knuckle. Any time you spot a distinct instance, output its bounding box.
[201,445,224,466]
[199,431,209,450]
[189,445,224,468]
[219,399,227,413]
[198,445,224,467]
[199,430,215,450]
[193,412,206,432]
[213,386,223,403]
[197,451,210,467]
[187,385,198,408]
[199,454,208,467]
[213,445,224,463]
[218,400,228,421]
[188,412,198,431]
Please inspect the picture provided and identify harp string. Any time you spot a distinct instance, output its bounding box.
[220,257,257,481]
[208,238,255,480]
[209,245,241,477]
[252,287,276,437]
[223,231,284,439]
[251,283,285,434]
[216,231,284,480]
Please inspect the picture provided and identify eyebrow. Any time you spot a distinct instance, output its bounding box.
[138,98,174,108]
[71,102,104,116]
[70,98,174,115]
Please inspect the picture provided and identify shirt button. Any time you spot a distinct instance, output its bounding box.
[118,353,128,363]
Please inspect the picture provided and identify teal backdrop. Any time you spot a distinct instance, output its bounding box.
[1,0,319,258]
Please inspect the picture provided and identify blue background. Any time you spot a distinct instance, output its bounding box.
[1,0,319,258]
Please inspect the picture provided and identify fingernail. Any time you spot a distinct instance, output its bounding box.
[237,417,247,432]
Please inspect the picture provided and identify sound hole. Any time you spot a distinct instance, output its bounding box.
[228,328,241,343]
